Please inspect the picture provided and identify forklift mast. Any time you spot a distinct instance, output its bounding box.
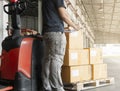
[4,0,26,38]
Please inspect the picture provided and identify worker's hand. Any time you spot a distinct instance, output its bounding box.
[74,24,81,31]
[31,30,38,35]
[64,26,74,32]
[67,26,74,31]
[67,24,81,31]
[64,24,82,32]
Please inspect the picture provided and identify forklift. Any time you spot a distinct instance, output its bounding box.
[0,0,43,91]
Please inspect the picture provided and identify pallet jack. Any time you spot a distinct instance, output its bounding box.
[0,0,43,91]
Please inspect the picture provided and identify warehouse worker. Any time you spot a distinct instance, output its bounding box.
[42,0,80,91]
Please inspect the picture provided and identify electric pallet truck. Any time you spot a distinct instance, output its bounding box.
[0,0,43,91]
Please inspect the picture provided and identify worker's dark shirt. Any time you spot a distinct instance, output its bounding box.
[42,0,65,34]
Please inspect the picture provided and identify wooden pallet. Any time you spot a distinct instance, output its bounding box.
[64,77,115,91]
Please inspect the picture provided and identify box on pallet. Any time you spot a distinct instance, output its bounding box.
[62,65,92,83]
[65,31,83,50]
[64,49,89,66]
[85,48,103,64]
[92,64,108,80]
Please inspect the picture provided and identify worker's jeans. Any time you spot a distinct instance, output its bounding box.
[42,32,66,91]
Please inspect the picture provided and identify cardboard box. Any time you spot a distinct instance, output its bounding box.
[65,31,83,50]
[79,65,92,82]
[64,49,89,66]
[62,65,92,83]
[86,48,103,64]
[80,49,89,65]
[64,50,80,66]
[92,64,107,80]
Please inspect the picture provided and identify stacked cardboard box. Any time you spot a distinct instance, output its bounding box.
[62,32,108,83]
[65,31,83,50]
[62,31,92,83]
[92,64,107,80]
[64,49,89,66]
[86,48,108,80]
[87,48,103,64]
[62,65,92,83]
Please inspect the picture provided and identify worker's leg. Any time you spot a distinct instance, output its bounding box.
[48,32,66,91]
[42,35,52,91]
[42,32,66,91]
[49,56,65,91]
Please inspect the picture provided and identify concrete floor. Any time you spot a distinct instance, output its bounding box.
[85,56,120,91]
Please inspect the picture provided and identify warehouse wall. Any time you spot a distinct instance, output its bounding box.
[21,16,38,31]
[0,0,8,53]
[95,31,120,44]
[21,0,42,34]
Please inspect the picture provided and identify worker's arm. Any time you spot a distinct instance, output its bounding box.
[58,7,79,31]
